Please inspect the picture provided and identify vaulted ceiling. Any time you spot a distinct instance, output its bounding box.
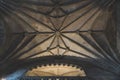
[0,0,119,79]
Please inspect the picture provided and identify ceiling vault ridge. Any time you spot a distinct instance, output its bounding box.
[0,0,119,79]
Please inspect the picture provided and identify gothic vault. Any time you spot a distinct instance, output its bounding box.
[0,0,120,80]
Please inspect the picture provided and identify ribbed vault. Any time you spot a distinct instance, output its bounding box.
[25,64,86,76]
[0,0,120,80]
